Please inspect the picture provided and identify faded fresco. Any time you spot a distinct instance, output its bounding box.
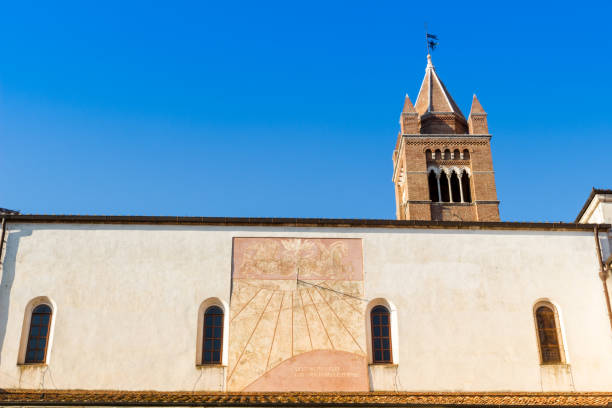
[228,238,367,391]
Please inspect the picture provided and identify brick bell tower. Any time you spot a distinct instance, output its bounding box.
[392,54,500,221]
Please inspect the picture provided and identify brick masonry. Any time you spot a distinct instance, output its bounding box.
[392,61,500,222]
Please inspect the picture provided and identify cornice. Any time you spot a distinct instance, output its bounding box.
[3,214,608,233]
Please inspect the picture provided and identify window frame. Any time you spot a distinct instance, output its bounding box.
[201,306,224,365]
[365,299,399,365]
[24,304,52,364]
[18,297,56,366]
[370,305,392,364]
[195,298,229,367]
[533,301,567,365]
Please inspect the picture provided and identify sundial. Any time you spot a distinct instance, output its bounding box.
[228,238,368,391]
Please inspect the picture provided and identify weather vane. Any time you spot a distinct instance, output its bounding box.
[424,23,438,54]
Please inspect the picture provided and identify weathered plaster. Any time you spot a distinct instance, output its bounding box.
[0,224,610,392]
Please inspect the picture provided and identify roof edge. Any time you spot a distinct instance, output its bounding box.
[575,188,612,222]
[2,214,609,232]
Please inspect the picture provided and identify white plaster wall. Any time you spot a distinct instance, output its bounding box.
[0,223,611,392]
[581,195,612,224]
[362,229,612,391]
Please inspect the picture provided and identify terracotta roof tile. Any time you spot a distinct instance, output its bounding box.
[0,390,611,406]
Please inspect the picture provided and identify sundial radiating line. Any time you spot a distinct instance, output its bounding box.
[297,288,313,351]
[319,281,362,314]
[290,293,294,357]
[305,288,335,350]
[313,285,364,354]
[231,287,263,322]
[227,291,275,384]
[265,292,285,371]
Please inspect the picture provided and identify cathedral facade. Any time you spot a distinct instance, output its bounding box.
[0,56,611,407]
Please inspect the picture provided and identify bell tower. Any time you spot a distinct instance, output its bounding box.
[392,55,500,222]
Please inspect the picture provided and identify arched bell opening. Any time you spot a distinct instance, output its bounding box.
[439,171,450,203]
[461,171,472,203]
[450,171,461,203]
[428,170,439,202]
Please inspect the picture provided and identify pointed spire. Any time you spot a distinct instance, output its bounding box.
[414,54,464,116]
[469,94,486,115]
[400,94,419,134]
[402,94,416,113]
[413,54,468,134]
[468,94,488,134]
[426,54,434,69]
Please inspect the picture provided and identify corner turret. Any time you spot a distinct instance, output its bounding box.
[468,94,489,134]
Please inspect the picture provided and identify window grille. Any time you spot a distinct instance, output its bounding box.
[25,304,52,364]
[371,305,392,363]
[536,305,562,364]
[202,306,224,364]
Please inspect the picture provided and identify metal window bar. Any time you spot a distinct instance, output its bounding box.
[25,304,52,364]
[536,306,561,364]
[371,306,392,364]
[202,306,224,364]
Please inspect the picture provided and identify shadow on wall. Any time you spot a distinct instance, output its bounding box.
[0,227,33,365]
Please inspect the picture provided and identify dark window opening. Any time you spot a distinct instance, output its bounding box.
[434,149,441,160]
[536,306,562,364]
[371,306,392,364]
[453,149,460,159]
[425,149,432,161]
[463,149,470,159]
[450,171,461,202]
[202,306,224,364]
[439,172,450,202]
[444,149,451,160]
[25,304,52,364]
[428,170,439,202]
[461,172,472,202]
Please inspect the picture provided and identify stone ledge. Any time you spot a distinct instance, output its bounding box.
[3,214,609,232]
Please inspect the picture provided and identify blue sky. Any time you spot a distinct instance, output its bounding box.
[1,1,610,221]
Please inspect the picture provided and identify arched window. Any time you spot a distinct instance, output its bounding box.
[461,171,472,202]
[535,305,562,364]
[25,304,52,364]
[444,149,451,160]
[428,170,439,202]
[450,171,461,202]
[202,306,224,364]
[453,149,460,159]
[434,149,441,160]
[463,149,470,159]
[425,149,432,161]
[439,171,450,202]
[370,306,392,364]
